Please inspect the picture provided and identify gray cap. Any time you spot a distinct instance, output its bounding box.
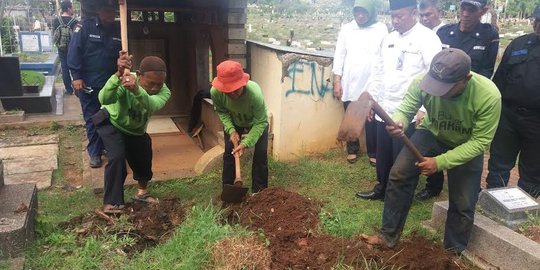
[420,48,471,96]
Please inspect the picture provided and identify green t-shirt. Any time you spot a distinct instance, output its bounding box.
[210,80,268,148]
[393,72,501,171]
[99,74,171,136]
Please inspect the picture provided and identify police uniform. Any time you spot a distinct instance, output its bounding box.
[486,32,540,197]
[67,16,121,162]
[437,22,499,78]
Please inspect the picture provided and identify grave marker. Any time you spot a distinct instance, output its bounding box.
[19,33,40,52]
[478,187,540,229]
[0,57,23,97]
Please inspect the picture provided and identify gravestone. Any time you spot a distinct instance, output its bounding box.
[0,160,38,260]
[0,57,23,97]
[478,187,540,229]
[18,32,40,52]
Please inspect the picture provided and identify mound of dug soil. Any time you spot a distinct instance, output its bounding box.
[229,187,469,270]
[59,195,185,255]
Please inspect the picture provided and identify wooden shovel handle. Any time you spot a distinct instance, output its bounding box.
[232,140,242,182]
[370,101,425,162]
[118,0,131,78]
[119,0,128,52]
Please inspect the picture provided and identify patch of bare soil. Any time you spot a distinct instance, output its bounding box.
[522,226,540,244]
[59,128,85,188]
[59,196,186,256]
[225,187,470,270]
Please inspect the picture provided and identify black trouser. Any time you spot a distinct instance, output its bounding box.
[188,89,211,132]
[96,117,153,205]
[223,126,268,193]
[376,120,444,194]
[373,121,415,194]
[380,129,482,253]
[422,170,446,194]
[343,101,377,158]
[487,105,540,197]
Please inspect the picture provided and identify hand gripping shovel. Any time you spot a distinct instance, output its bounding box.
[220,141,249,203]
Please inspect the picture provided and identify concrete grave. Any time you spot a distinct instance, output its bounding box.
[17,32,52,53]
[478,187,540,229]
[431,201,540,270]
[0,57,23,97]
[1,76,56,113]
[0,135,58,190]
[0,54,57,113]
[0,160,38,260]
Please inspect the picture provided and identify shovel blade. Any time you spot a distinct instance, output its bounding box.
[337,92,373,142]
[221,184,249,203]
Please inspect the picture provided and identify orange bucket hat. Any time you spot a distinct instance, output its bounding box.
[211,60,250,93]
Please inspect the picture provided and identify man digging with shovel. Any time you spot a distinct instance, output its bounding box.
[211,60,269,203]
[94,52,171,214]
[360,49,501,254]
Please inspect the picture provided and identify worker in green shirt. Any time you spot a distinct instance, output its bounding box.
[361,48,501,253]
[93,52,171,214]
[211,60,269,193]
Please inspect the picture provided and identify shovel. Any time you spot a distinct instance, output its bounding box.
[220,140,249,203]
[338,92,425,162]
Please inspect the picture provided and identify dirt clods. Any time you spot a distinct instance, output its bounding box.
[60,195,185,256]
[224,186,469,270]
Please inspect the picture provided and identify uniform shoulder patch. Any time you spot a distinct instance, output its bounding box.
[437,24,455,36]
[74,23,82,33]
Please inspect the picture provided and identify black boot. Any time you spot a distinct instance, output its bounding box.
[356,190,384,201]
[415,189,440,201]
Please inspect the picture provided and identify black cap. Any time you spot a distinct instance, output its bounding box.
[389,0,417,10]
[420,49,471,96]
[532,5,540,19]
[461,0,487,9]
[97,0,117,9]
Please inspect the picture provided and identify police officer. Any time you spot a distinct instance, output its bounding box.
[68,0,121,168]
[415,0,499,200]
[486,5,540,197]
[436,0,499,78]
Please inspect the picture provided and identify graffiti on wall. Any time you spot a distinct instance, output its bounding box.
[285,60,332,98]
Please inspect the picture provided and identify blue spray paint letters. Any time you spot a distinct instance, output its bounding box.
[285,60,332,98]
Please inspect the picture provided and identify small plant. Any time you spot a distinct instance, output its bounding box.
[50,121,61,131]
[256,228,270,247]
[65,124,82,135]
[518,212,540,233]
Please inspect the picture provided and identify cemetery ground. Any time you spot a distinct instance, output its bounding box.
[0,124,487,270]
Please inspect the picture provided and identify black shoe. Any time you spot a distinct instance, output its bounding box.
[89,156,102,168]
[356,190,384,201]
[415,189,439,201]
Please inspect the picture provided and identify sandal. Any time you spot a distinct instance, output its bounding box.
[132,191,159,204]
[102,204,125,214]
[347,154,358,164]
[360,233,386,246]
[369,158,377,167]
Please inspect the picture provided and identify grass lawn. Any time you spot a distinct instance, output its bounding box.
[0,125,450,269]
